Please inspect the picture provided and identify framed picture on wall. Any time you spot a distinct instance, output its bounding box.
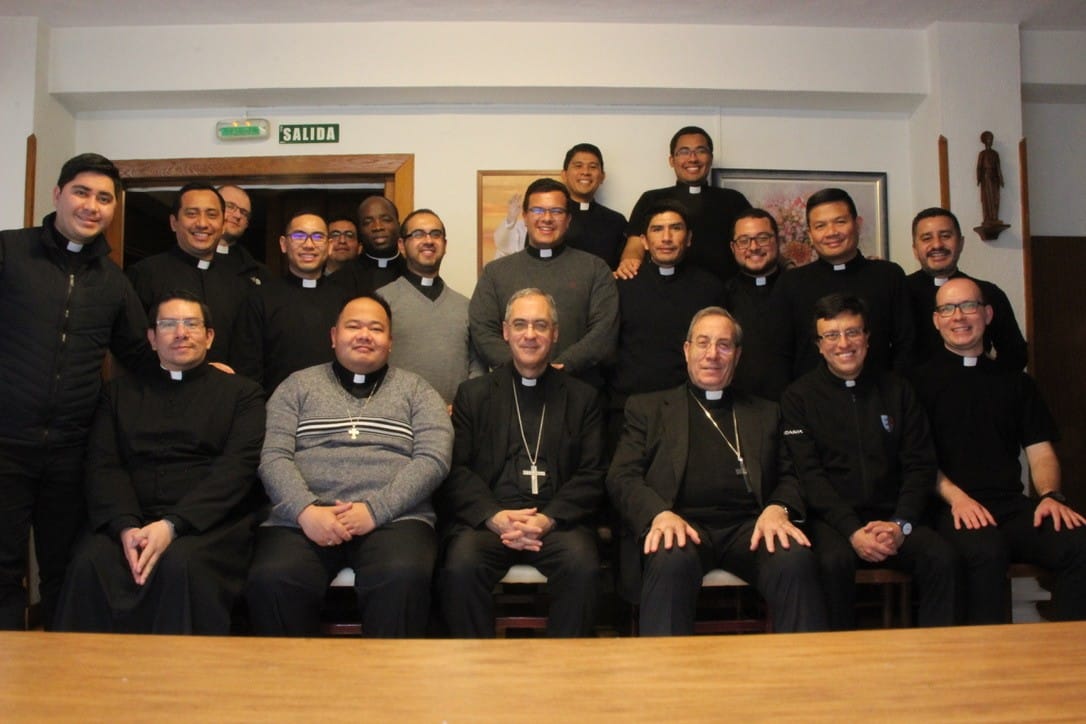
[712,168,889,268]
[477,169,562,272]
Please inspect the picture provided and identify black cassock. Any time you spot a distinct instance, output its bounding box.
[54,363,265,634]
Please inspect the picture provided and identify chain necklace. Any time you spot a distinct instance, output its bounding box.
[344,376,382,440]
[689,389,751,491]
[512,380,546,495]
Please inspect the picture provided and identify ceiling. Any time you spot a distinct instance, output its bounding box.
[3,0,1086,30]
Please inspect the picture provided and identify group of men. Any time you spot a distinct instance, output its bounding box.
[1,128,1083,638]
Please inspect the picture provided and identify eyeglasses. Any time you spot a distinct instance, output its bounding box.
[934,301,984,317]
[286,230,328,244]
[690,338,737,355]
[817,328,865,343]
[225,201,251,219]
[156,318,205,332]
[403,229,446,241]
[526,207,568,218]
[673,146,711,158]
[733,232,777,248]
[508,319,553,333]
[329,230,357,240]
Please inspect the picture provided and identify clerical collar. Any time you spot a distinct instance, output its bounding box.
[933,276,949,287]
[173,246,214,270]
[687,382,732,408]
[404,270,444,300]
[216,242,231,255]
[962,355,979,367]
[366,251,399,268]
[819,253,862,273]
[65,240,83,253]
[676,182,707,195]
[158,362,207,382]
[578,201,590,211]
[821,363,865,390]
[525,243,566,260]
[333,361,388,397]
[657,264,676,277]
[286,271,321,289]
[741,267,778,287]
[510,363,549,388]
[844,379,857,387]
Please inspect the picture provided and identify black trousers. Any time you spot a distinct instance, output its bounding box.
[0,444,86,630]
[438,525,599,638]
[809,519,957,630]
[638,518,827,636]
[245,519,436,637]
[938,503,1086,623]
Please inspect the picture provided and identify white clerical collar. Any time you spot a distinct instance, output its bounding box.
[962,355,979,367]
[579,201,590,211]
[934,276,949,287]
[66,240,83,253]
[368,252,399,268]
[420,276,435,286]
[833,263,847,271]
[216,243,230,255]
[162,367,184,381]
[538,248,553,259]
[197,259,211,270]
[658,265,676,276]
[301,278,317,288]
[845,379,857,388]
[353,373,367,384]
[520,376,538,387]
[755,275,768,286]
[687,186,702,195]
[704,389,723,400]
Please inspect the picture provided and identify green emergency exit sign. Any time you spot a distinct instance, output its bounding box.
[279,123,341,144]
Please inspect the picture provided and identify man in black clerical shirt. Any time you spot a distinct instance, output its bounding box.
[766,187,914,398]
[608,306,826,636]
[907,207,1026,370]
[723,208,784,400]
[231,210,351,395]
[560,143,628,269]
[54,291,265,634]
[617,126,751,282]
[214,184,268,283]
[324,215,361,275]
[781,294,954,629]
[355,195,405,288]
[608,200,723,452]
[914,278,1086,623]
[438,288,605,637]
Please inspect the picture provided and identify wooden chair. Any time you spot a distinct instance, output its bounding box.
[630,568,772,635]
[1007,562,1052,622]
[494,564,549,636]
[855,568,912,628]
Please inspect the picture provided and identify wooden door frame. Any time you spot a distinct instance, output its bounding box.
[107,153,414,267]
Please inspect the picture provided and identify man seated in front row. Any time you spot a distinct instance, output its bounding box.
[55,291,265,634]
[914,278,1086,623]
[438,288,606,637]
[781,293,956,629]
[246,295,453,637]
[607,307,827,636]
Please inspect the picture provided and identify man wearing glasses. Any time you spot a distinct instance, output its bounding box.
[214,184,268,284]
[470,178,618,389]
[723,209,784,400]
[378,209,484,406]
[617,126,751,282]
[781,293,955,630]
[231,211,352,395]
[766,187,914,399]
[127,182,261,365]
[55,291,265,634]
[324,215,361,275]
[913,278,1086,623]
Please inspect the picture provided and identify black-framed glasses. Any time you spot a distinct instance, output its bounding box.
[817,328,865,343]
[225,201,251,219]
[403,229,446,241]
[673,146,711,158]
[329,230,357,240]
[934,301,984,317]
[287,230,328,244]
[733,233,777,248]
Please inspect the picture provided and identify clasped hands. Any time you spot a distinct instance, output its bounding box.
[120,520,175,586]
[298,501,375,547]
[849,521,905,563]
[487,507,554,552]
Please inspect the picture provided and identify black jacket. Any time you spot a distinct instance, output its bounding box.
[0,214,152,447]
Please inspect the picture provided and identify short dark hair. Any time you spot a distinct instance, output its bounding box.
[149,289,214,330]
[522,178,571,212]
[172,182,225,217]
[283,209,326,235]
[911,206,962,238]
[57,153,122,197]
[805,188,857,224]
[812,293,867,335]
[732,208,779,238]
[643,199,692,231]
[328,214,358,228]
[563,143,604,170]
[669,126,714,155]
[400,208,445,236]
[357,195,400,224]
[339,293,393,331]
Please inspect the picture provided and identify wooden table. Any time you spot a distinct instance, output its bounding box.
[3,623,1084,722]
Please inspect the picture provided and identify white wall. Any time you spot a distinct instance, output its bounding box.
[1024,102,1086,236]
[0,17,38,227]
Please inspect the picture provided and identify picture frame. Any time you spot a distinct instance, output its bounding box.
[712,168,889,267]
[477,169,562,272]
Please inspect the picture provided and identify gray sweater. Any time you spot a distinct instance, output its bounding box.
[259,364,453,528]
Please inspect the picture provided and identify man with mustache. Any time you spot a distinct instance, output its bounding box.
[906,207,1026,370]
[324,215,361,275]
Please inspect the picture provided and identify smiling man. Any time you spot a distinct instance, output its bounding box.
[246,294,453,637]
[438,288,605,637]
[127,181,261,365]
[54,291,265,634]
[378,208,483,405]
[231,211,353,395]
[608,306,826,635]
[559,143,628,269]
[355,195,405,288]
[213,184,267,284]
[324,215,361,275]
[470,178,618,389]
[0,153,155,630]
[618,126,751,281]
[781,293,955,630]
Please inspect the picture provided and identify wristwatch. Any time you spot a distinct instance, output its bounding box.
[891,518,913,536]
[1040,491,1068,504]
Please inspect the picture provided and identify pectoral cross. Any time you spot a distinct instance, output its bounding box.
[522,463,546,495]
[348,427,360,440]
[737,456,752,493]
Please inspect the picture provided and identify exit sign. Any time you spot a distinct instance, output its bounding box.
[279,123,340,144]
